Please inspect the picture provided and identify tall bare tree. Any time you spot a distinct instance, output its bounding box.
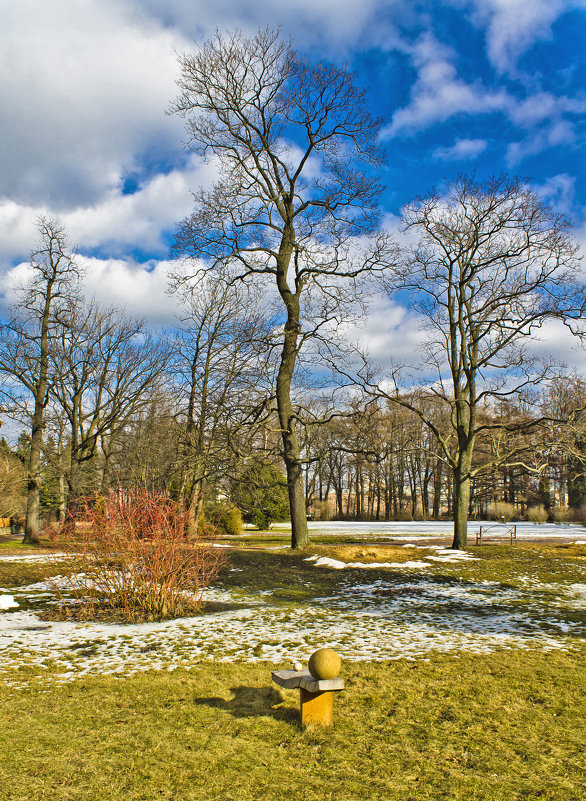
[170,28,395,548]
[0,218,81,542]
[170,279,271,532]
[378,175,582,548]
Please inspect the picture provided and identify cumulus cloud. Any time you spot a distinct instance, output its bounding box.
[434,138,488,160]
[1,255,181,327]
[0,156,219,261]
[343,295,427,365]
[383,28,584,167]
[0,0,189,210]
[80,256,181,324]
[124,0,390,51]
[64,157,219,255]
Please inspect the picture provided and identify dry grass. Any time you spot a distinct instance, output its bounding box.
[0,651,584,800]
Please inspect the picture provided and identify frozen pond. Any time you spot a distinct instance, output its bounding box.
[270,520,586,541]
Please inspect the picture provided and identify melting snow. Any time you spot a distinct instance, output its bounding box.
[1,534,584,689]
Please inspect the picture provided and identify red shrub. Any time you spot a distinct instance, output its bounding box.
[51,488,225,622]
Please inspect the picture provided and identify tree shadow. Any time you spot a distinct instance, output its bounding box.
[194,685,299,724]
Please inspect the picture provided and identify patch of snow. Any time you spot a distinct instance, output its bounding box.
[274,520,586,540]
[0,595,19,609]
[0,553,70,562]
[425,549,479,562]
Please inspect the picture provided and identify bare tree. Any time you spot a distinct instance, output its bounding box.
[170,278,272,532]
[49,299,165,507]
[376,175,582,548]
[0,218,81,542]
[169,28,395,548]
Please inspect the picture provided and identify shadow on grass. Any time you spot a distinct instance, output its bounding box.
[195,685,299,725]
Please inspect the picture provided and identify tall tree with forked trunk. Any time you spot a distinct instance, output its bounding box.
[380,175,582,548]
[170,28,395,548]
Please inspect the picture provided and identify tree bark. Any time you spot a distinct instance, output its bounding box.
[275,307,309,548]
[24,413,43,543]
[452,459,471,549]
[23,275,55,544]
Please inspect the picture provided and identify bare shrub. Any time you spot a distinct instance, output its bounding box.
[526,505,549,524]
[311,500,332,522]
[551,506,572,523]
[51,488,225,622]
[486,502,517,521]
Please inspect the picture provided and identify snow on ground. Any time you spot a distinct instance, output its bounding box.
[1,558,585,688]
[0,553,70,562]
[1,527,585,688]
[306,555,432,570]
[305,547,479,571]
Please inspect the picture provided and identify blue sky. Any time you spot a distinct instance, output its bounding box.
[1,0,585,365]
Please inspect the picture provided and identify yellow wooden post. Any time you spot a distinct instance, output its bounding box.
[300,688,334,727]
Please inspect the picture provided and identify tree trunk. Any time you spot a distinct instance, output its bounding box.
[452,460,471,549]
[275,302,309,549]
[23,411,43,543]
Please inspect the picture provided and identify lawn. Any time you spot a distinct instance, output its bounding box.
[0,539,585,800]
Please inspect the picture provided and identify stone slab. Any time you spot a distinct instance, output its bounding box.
[271,669,344,693]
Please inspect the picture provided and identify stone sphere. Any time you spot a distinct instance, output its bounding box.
[308,648,341,680]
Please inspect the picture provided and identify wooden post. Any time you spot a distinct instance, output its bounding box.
[300,688,334,727]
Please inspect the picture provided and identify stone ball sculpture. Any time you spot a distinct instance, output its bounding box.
[308,647,342,680]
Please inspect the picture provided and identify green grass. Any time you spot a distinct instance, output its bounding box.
[0,651,584,800]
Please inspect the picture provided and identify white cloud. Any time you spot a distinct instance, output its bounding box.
[383,29,585,166]
[79,256,180,324]
[64,157,219,255]
[434,138,488,160]
[123,0,389,51]
[525,318,586,372]
[534,174,576,215]
[0,156,219,261]
[0,0,189,209]
[382,33,510,138]
[464,0,584,74]
[343,294,427,365]
[506,120,576,166]
[1,255,181,327]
